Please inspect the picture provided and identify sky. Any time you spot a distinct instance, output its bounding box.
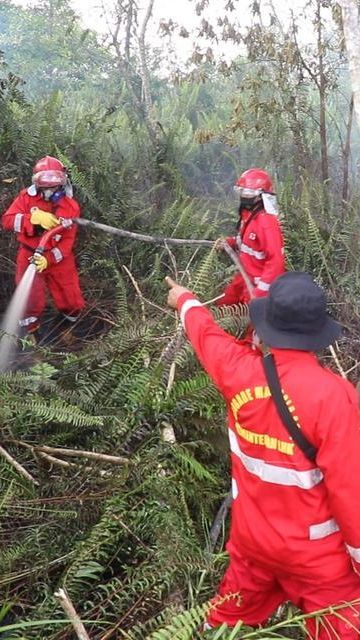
[66,0,306,39]
[11,0,307,64]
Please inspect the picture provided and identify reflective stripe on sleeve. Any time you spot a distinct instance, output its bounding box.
[240,243,265,260]
[228,429,323,489]
[19,316,38,327]
[232,478,238,499]
[14,213,23,233]
[180,299,203,326]
[309,519,339,540]
[51,247,63,263]
[346,544,360,563]
[256,280,270,292]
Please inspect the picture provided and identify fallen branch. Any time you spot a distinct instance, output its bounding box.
[345,360,360,376]
[55,587,90,640]
[122,264,146,325]
[37,446,128,465]
[329,344,347,379]
[35,451,111,478]
[0,445,39,486]
[36,451,73,468]
[11,440,128,466]
[121,265,171,316]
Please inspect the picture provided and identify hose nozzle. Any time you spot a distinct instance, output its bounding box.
[58,217,74,229]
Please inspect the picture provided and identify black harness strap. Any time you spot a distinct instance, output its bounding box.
[262,352,317,462]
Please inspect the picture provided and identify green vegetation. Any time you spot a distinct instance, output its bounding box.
[1,0,360,637]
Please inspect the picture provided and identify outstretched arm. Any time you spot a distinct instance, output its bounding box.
[166,277,248,399]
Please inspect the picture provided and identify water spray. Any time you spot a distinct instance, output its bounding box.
[0,224,66,372]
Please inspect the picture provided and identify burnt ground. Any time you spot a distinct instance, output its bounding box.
[0,303,114,372]
[0,261,117,372]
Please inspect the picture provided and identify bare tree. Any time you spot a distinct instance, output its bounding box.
[315,0,329,183]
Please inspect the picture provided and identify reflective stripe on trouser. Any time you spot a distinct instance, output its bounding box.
[253,276,270,291]
[309,519,340,540]
[347,544,360,563]
[256,279,270,291]
[16,247,85,323]
[19,316,38,328]
[62,313,79,322]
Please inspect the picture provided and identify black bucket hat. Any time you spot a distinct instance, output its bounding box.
[249,272,342,351]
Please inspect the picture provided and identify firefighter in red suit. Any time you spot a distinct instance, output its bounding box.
[216,168,285,305]
[166,271,360,639]
[2,156,85,335]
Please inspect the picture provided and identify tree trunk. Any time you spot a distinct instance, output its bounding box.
[316,0,329,184]
[341,94,354,220]
[339,0,360,128]
[138,0,155,123]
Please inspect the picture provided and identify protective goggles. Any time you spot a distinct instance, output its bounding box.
[233,186,262,197]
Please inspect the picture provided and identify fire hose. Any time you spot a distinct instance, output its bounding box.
[33,217,253,299]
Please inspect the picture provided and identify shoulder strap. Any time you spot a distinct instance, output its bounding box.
[262,352,317,462]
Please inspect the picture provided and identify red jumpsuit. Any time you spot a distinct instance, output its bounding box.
[177,292,360,638]
[2,188,85,331]
[219,208,285,304]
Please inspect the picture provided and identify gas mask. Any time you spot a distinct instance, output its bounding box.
[42,188,56,201]
[41,187,65,203]
[239,196,262,211]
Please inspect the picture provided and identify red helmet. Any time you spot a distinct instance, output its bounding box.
[234,168,273,195]
[32,155,67,188]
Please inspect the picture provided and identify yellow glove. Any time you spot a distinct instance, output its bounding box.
[30,207,58,230]
[33,253,48,273]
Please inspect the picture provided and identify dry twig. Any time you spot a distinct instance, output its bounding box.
[11,440,128,465]
[0,445,39,486]
[329,344,347,379]
[122,263,146,325]
[37,445,128,465]
[55,587,90,640]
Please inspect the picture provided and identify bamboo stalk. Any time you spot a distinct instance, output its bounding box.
[54,588,90,640]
